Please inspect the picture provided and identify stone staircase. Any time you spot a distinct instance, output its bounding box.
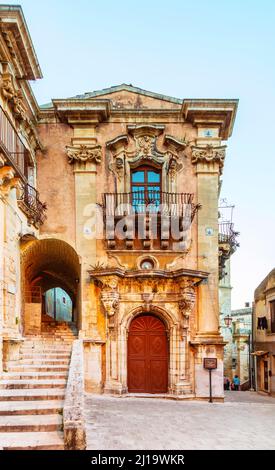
[0,322,77,450]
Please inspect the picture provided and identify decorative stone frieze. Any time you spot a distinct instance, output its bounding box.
[66,144,102,164]
[191,144,226,173]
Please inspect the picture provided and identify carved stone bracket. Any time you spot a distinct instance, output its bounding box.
[0,72,27,122]
[191,144,226,173]
[106,135,129,180]
[96,276,120,329]
[0,166,20,196]
[66,144,102,164]
[167,155,183,182]
[178,280,196,329]
[1,72,16,101]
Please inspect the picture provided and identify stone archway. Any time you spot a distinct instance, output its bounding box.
[21,238,81,335]
[104,304,181,396]
[127,314,168,393]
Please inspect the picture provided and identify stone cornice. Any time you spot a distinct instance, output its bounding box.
[0,6,42,79]
[182,99,238,139]
[89,267,209,283]
[52,99,111,124]
[127,124,165,138]
[163,134,188,151]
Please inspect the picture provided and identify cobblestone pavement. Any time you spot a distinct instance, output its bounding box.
[85,392,275,450]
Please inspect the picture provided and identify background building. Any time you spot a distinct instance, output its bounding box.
[253,269,275,396]
[0,4,45,373]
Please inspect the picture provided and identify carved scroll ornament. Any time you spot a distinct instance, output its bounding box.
[66,145,102,164]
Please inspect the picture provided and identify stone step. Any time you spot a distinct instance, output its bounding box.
[8,359,70,365]
[0,388,65,401]
[0,400,63,416]
[7,365,69,372]
[0,414,62,432]
[20,353,71,359]
[21,346,73,350]
[0,379,66,390]
[0,431,64,449]
[22,340,73,344]
[3,372,68,380]
[39,335,77,338]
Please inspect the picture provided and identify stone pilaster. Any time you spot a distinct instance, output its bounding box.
[192,145,226,338]
[191,145,226,399]
[67,139,102,336]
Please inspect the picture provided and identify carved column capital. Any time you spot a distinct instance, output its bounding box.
[191,145,226,174]
[66,144,102,164]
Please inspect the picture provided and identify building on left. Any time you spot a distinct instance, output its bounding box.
[0,5,46,372]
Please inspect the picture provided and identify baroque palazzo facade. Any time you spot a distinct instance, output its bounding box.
[0,6,238,400]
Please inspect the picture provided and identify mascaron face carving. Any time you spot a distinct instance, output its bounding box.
[66,145,102,164]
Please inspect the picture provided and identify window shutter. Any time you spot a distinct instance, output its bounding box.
[270,301,275,333]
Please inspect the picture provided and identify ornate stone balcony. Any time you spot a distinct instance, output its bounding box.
[103,191,199,251]
[219,222,239,279]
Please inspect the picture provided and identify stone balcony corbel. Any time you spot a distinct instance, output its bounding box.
[0,165,20,196]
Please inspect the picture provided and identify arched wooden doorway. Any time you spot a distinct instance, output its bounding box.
[127,314,168,393]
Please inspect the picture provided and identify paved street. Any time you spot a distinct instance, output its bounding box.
[85,392,275,450]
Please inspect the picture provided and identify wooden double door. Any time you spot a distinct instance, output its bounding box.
[127,315,168,393]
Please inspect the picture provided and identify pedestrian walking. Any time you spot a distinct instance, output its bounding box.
[233,374,240,391]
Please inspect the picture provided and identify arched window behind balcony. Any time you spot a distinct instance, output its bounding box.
[131,166,161,212]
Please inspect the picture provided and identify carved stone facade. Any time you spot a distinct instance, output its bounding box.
[0,8,238,402]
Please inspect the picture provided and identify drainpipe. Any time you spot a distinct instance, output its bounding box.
[54,288,56,321]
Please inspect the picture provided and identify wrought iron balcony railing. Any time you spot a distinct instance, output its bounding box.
[0,105,27,178]
[18,182,47,227]
[218,222,239,279]
[102,191,199,250]
[103,191,198,219]
[218,222,239,251]
[0,106,46,226]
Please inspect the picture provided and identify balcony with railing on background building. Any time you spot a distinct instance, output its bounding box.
[219,221,239,279]
[0,105,46,226]
[103,190,200,250]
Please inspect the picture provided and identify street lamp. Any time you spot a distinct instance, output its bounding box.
[224,315,233,327]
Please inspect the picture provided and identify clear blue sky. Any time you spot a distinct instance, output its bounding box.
[10,0,275,308]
